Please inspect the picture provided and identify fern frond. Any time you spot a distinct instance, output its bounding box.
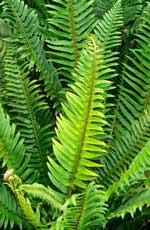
[100,106,150,186]
[56,183,107,230]
[13,187,45,229]
[106,140,150,196]
[95,0,123,53]
[94,0,116,20]
[99,3,150,187]
[111,2,150,135]
[47,37,111,195]
[20,183,64,211]
[0,104,28,178]
[3,44,52,183]
[2,0,62,100]
[109,187,150,219]
[0,184,23,229]
[94,0,123,142]
[47,0,95,79]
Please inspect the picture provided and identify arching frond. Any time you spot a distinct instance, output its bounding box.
[2,0,62,100]
[94,0,123,142]
[47,0,95,79]
[99,3,150,187]
[94,0,116,20]
[55,183,107,230]
[20,183,64,211]
[109,187,150,219]
[0,184,23,229]
[0,104,28,178]
[100,106,150,186]
[3,45,52,183]
[95,0,123,53]
[106,140,150,196]
[47,37,111,195]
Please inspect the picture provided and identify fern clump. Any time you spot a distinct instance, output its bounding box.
[1,0,150,230]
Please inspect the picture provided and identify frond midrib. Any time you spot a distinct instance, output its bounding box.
[14,62,48,178]
[68,37,97,194]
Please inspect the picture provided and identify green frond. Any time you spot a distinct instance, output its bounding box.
[3,44,52,183]
[47,37,111,194]
[2,0,62,100]
[20,183,64,211]
[55,183,107,230]
[111,2,150,135]
[100,106,150,187]
[13,187,45,229]
[122,0,143,24]
[0,184,23,229]
[0,104,28,178]
[94,0,116,20]
[99,4,150,187]
[94,0,123,142]
[106,140,150,196]
[47,0,95,79]
[109,187,150,219]
[94,0,123,52]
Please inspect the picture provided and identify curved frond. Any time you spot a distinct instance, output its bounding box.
[56,183,107,230]
[20,183,64,211]
[3,45,52,183]
[47,0,95,79]
[0,184,23,229]
[2,0,62,100]
[109,187,150,219]
[99,3,150,187]
[100,106,150,186]
[95,0,123,53]
[106,140,150,196]
[47,37,111,194]
[0,104,28,178]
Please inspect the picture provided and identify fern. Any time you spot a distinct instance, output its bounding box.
[55,183,107,230]
[20,183,64,211]
[99,3,150,187]
[0,104,28,178]
[3,44,52,183]
[94,0,123,141]
[106,140,150,196]
[99,106,150,186]
[0,184,23,229]
[47,37,111,195]
[46,0,95,79]
[2,0,62,100]
[109,187,150,219]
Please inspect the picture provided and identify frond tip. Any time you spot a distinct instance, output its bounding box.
[48,37,111,194]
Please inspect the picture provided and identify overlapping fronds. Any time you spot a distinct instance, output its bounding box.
[95,0,123,53]
[122,0,143,24]
[12,187,44,229]
[55,183,107,230]
[100,106,150,187]
[47,37,111,194]
[2,0,62,100]
[109,187,150,219]
[0,185,23,229]
[94,0,115,20]
[99,4,150,187]
[47,0,95,79]
[20,183,64,211]
[3,45,52,183]
[94,0,123,141]
[106,140,150,196]
[0,104,28,178]
[111,3,150,135]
